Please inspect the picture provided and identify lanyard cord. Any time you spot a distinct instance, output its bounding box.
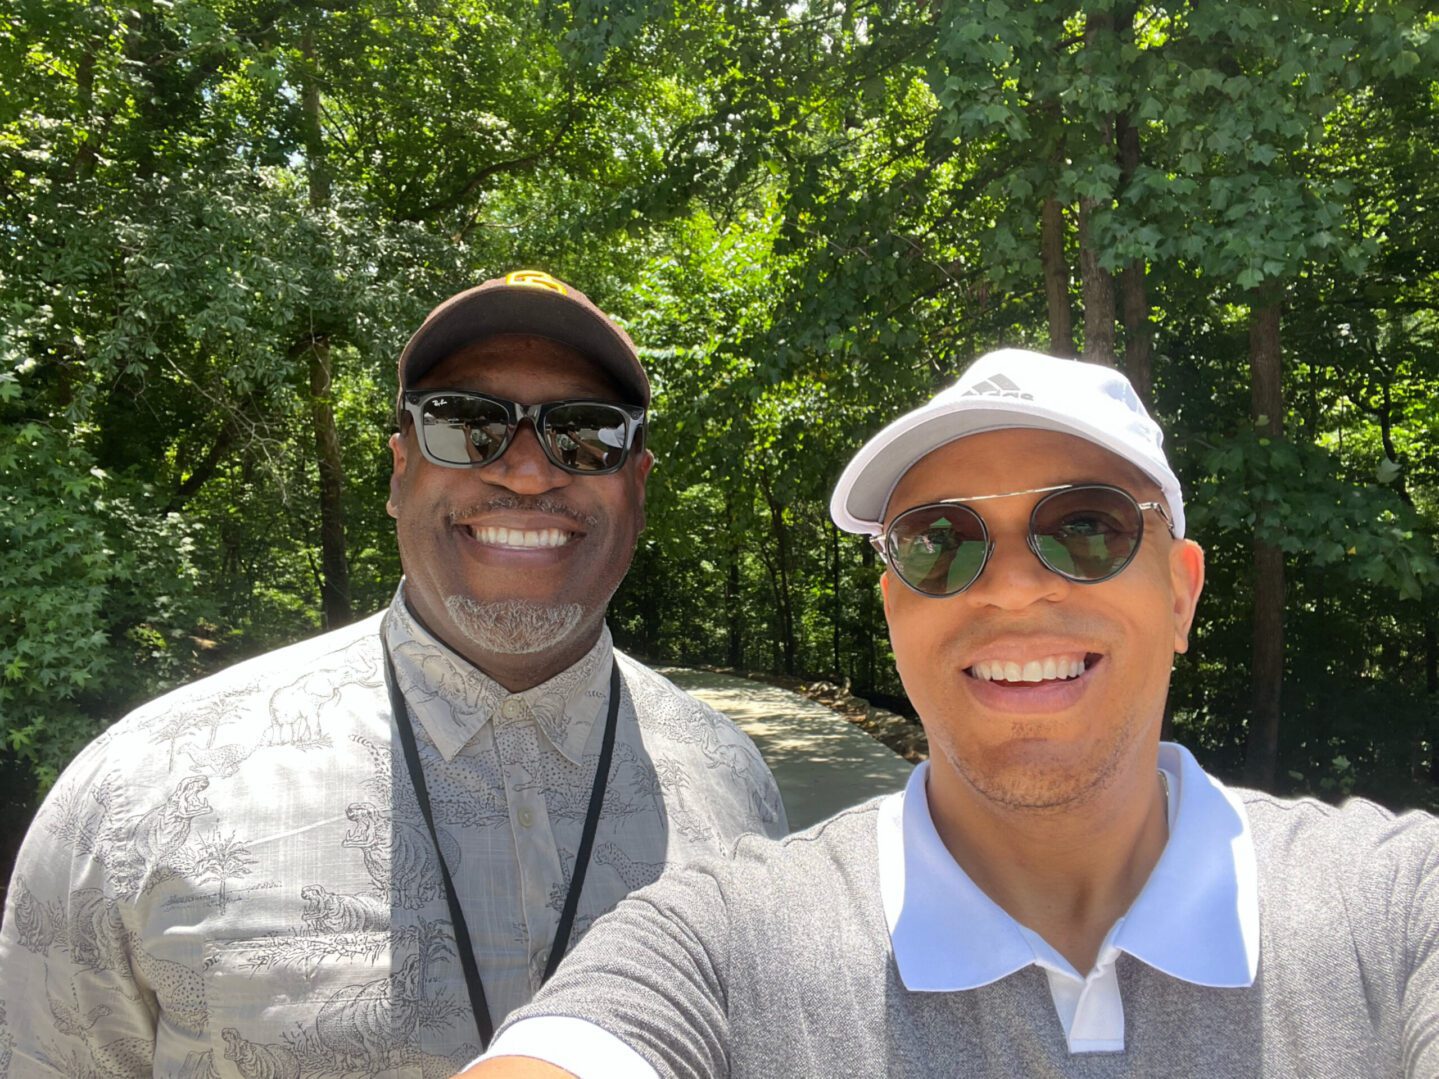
[384,640,621,1050]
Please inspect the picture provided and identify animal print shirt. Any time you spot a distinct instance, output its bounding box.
[0,586,787,1078]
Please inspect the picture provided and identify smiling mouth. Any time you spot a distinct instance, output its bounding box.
[465,525,577,549]
[966,653,1100,684]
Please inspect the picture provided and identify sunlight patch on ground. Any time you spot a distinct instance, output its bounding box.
[657,668,913,830]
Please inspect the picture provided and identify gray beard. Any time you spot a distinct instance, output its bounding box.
[443,596,586,655]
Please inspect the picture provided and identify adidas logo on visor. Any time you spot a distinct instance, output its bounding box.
[962,374,1034,400]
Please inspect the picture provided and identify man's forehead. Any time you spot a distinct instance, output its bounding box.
[890,428,1160,505]
[417,334,625,398]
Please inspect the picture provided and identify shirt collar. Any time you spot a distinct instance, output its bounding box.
[382,584,613,764]
[878,742,1258,992]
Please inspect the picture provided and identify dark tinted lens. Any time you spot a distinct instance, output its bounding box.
[541,403,631,472]
[418,394,512,465]
[1031,486,1143,581]
[887,504,988,595]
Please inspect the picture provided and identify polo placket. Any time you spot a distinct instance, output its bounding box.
[492,696,566,990]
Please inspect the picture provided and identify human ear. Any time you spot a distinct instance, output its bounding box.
[1169,539,1206,654]
[632,449,655,531]
[386,432,407,520]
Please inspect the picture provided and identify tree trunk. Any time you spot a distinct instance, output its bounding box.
[1040,197,1074,356]
[724,492,743,668]
[860,539,877,695]
[299,24,348,628]
[300,27,331,208]
[1078,10,1117,366]
[1119,262,1152,402]
[72,46,99,182]
[759,478,797,676]
[1243,298,1284,789]
[1114,100,1153,403]
[1078,197,1117,366]
[1036,88,1073,358]
[308,338,351,628]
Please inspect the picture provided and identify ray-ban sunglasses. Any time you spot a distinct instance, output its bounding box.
[874,483,1175,597]
[401,390,646,475]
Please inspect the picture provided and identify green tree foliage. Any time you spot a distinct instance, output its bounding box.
[2,0,1437,889]
[0,0,682,794]
[606,0,1439,804]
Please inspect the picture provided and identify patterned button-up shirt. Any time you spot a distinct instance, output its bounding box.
[0,586,786,1078]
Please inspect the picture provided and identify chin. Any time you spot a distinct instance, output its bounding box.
[443,596,589,657]
[942,735,1128,812]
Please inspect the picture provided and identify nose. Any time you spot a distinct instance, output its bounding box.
[475,420,572,496]
[960,525,1069,610]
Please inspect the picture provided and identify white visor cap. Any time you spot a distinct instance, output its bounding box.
[829,349,1186,538]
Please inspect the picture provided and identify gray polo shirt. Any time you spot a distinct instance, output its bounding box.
[483,745,1439,1077]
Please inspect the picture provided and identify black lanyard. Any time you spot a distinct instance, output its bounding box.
[384,641,621,1050]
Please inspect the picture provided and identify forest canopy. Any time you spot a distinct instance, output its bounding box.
[2,0,1436,872]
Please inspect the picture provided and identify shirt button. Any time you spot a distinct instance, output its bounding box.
[501,698,524,719]
[518,808,534,828]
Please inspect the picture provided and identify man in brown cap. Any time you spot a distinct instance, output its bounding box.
[0,270,787,1077]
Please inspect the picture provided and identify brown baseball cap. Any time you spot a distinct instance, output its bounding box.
[397,269,650,406]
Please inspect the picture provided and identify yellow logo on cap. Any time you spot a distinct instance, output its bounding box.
[505,270,568,295]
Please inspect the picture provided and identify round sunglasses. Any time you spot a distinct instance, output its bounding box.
[874,483,1175,597]
[401,390,646,475]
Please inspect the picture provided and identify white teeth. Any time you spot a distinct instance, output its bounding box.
[468,526,572,549]
[969,655,1088,683]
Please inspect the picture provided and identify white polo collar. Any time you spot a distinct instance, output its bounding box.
[877,742,1259,996]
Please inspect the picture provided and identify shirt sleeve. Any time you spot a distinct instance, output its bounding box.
[1401,811,1439,1076]
[756,766,788,839]
[0,752,156,1076]
[490,861,734,1079]
[474,1016,660,1078]
[694,696,789,841]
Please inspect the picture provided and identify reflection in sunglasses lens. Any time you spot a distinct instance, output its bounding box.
[1031,487,1142,581]
[891,504,987,595]
[544,404,628,472]
[420,396,511,465]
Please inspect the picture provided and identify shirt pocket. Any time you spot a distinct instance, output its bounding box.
[201,933,432,1078]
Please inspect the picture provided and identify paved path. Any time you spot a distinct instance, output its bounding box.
[657,669,914,832]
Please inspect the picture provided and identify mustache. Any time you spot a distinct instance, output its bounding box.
[447,495,598,529]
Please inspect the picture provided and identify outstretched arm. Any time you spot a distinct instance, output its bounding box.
[452,864,734,1079]
[458,1058,575,1079]
[1402,813,1439,1076]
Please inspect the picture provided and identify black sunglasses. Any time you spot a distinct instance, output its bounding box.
[401,390,646,475]
[874,483,1175,597]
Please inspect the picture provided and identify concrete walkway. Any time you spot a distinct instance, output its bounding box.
[658,669,915,831]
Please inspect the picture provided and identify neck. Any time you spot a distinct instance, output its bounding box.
[468,633,601,692]
[401,595,605,693]
[926,749,1168,974]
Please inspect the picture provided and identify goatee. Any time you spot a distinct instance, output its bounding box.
[444,596,585,655]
